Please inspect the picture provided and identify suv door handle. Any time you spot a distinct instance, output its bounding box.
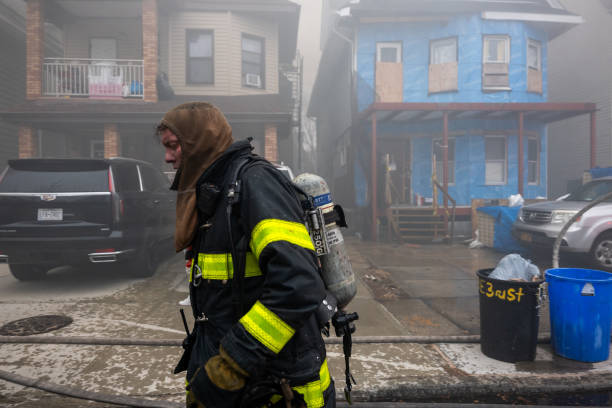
[153,199,160,204]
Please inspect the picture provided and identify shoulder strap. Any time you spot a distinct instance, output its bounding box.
[226,154,268,319]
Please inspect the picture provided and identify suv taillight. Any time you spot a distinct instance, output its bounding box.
[111,193,124,224]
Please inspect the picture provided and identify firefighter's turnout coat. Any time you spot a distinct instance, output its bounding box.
[185,140,333,407]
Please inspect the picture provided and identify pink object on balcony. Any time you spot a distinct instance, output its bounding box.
[88,63,123,98]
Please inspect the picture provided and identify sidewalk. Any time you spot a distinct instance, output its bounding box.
[338,237,612,403]
[1,238,612,407]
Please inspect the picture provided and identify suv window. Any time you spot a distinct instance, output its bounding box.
[112,163,141,193]
[566,180,612,202]
[0,161,109,193]
[139,165,170,192]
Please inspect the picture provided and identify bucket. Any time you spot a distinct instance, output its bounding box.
[545,268,612,362]
[477,268,544,362]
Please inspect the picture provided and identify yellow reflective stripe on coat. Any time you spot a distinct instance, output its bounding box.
[250,219,314,260]
[189,252,262,281]
[293,359,331,408]
[239,300,295,354]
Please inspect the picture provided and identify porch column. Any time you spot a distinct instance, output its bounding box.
[104,124,120,158]
[264,124,278,162]
[591,111,597,169]
[371,113,378,241]
[18,126,37,158]
[26,0,44,100]
[518,112,524,196]
[442,112,449,211]
[142,0,158,102]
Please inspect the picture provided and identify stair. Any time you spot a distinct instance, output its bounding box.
[388,206,447,242]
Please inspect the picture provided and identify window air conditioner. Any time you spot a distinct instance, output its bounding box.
[245,73,261,87]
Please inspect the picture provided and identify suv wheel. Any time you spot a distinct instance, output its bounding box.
[591,233,612,272]
[125,246,157,278]
[9,264,48,281]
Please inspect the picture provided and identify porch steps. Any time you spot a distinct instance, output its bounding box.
[388,207,447,242]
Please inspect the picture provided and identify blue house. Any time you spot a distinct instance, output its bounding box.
[309,0,597,240]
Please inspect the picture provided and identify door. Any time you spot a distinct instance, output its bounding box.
[90,38,117,60]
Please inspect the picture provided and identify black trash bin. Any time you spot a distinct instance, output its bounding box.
[477,268,543,362]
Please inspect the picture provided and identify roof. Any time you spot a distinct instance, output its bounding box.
[0,93,295,126]
[359,102,597,126]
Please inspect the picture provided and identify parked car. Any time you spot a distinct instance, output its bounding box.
[512,177,612,271]
[0,158,175,281]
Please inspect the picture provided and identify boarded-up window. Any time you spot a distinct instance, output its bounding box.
[375,42,402,102]
[242,34,265,89]
[483,35,510,90]
[433,138,455,184]
[528,136,539,184]
[429,37,458,93]
[186,30,213,84]
[485,135,507,184]
[527,38,542,93]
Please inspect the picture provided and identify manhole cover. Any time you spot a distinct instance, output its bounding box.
[0,315,73,336]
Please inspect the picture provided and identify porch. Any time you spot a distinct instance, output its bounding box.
[43,58,144,99]
[362,102,598,241]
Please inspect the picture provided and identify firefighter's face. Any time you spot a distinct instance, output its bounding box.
[161,129,182,169]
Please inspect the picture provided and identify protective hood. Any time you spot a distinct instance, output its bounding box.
[159,102,233,252]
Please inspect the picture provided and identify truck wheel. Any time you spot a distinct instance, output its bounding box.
[9,264,48,281]
[591,233,612,272]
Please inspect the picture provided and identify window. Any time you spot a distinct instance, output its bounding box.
[113,163,140,192]
[527,39,541,71]
[483,35,510,90]
[186,30,213,84]
[430,38,457,65]
[139,165,170,192]
[376,42,402,63]
[433,138,455,184]
[483,35,509,64]
[242,34,264,88]
[485,136,507,184]
[528,136,539,184]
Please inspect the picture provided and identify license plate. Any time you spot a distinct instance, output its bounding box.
[519,232,532,243]
[37,208,63,221]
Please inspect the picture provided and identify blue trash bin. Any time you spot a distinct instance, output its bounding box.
[545,268,612,362]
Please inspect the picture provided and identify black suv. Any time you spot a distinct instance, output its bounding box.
[0,158,175,281]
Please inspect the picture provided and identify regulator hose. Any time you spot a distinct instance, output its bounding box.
[552,190,612,268]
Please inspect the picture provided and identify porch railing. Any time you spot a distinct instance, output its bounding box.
[43,58,144,99]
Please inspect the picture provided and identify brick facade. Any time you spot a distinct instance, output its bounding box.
[142,0,158,103]
[25,0,43,100]
[18,126,37,158]
[264,124,278,162]
[104,124,120,157]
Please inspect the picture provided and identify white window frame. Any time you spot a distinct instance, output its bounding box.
[527,136,540,185]
[90,140,105,159]
[483,35,510,64]
[484,135,507,185]
[432,138,455,185]
[527,38,542,71]
[376,42,402,63]
[430,37,457,65]
[242,33,265,89]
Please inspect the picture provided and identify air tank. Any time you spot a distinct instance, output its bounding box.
[293,173,356,308]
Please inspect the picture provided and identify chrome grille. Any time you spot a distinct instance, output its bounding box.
[522,209,552,224]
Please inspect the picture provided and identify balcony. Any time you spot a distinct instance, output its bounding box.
[42,58,144,99]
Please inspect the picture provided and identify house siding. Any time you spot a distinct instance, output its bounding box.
[0,31,25,169]
[356,15,548,111]
[167,11,278,96]
[64,18,143,59]
[548,0,612,197]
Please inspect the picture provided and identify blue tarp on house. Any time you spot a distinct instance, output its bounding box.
[477,206,525,252]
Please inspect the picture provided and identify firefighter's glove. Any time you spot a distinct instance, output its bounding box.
[204,345,249,392]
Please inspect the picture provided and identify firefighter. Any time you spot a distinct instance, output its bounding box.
[158,102,335,407]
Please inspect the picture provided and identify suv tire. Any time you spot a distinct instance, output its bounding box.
[591,232,612,272]
[9,264,48,281]
[125,246,157,278]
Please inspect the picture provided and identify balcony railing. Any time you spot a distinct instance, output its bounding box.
[43,58,144,99]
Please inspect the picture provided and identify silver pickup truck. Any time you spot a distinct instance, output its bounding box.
[512,177,612,272]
